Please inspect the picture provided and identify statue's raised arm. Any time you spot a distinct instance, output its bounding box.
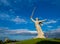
[30,17,35,22]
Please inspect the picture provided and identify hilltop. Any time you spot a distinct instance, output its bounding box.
[7,38,60,44]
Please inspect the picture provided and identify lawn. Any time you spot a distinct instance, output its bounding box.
[6,38,60,44]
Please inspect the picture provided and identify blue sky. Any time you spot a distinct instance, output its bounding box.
[0,0,60,40]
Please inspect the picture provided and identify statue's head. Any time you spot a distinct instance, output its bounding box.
[36,17,38,21]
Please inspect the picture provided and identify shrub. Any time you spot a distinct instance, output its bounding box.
[0,40,3,44]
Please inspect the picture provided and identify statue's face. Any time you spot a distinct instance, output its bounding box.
[36,18,38,21]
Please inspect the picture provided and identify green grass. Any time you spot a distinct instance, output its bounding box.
[6,38,60,44]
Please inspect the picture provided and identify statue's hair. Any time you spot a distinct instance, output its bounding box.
[39,22,42,24]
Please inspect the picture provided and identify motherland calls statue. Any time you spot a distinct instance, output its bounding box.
[30,7,46,38]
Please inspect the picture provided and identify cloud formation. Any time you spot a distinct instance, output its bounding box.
[44,19,57,24]
[45,27,60,38]
[6,29,37,35]
[49,27,60,33]
[0,27,37,35]
[0,13,10,20]
[0,0,10,5]
[0,13,27,24]
[0,26,60,38]
[47,26,52,28]
[11,16,27,24]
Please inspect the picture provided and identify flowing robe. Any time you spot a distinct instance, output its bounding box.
[31,18,45,38]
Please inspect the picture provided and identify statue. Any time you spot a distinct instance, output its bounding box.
[30,7,46,38]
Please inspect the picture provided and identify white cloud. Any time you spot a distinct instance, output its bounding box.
[0,27,9,30]
[53,28,60,33]
[11,16,27,24]
[0,27,36,35]
[0,13,10,20]
[6,29,37,34]
[28,31,37,34]
[0,0,10,5]
[0,13,27,24]
[47,27,60,34]
[44,19,57,24]
[9,9,15,14]
[45,27,60,38]
[47,26,52,28]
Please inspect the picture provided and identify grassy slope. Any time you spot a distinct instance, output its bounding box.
[7,38,60,44]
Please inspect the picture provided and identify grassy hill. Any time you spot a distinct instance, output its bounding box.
[7,38,60,44]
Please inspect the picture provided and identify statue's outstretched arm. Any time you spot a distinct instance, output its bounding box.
[39,19,46,22]
[31,18,35,22]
